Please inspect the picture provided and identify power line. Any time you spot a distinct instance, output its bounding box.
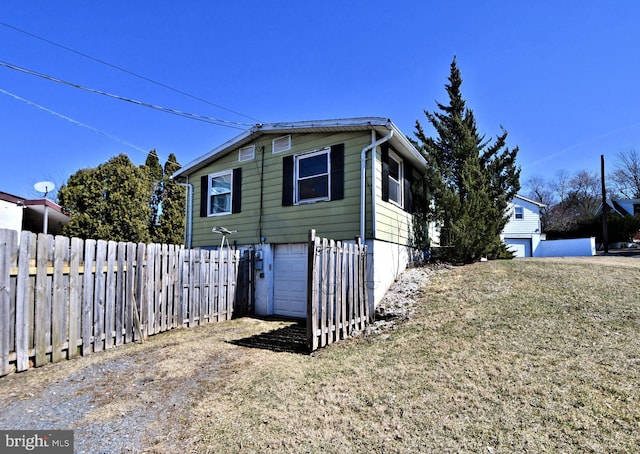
[0,87,149,154]
[0,20,263,123]
[0,60,252,130]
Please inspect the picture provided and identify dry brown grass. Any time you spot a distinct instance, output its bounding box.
[183,257,640,453]
[1,257,639,453]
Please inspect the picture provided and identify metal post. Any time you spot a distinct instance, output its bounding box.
[601,154,609,254]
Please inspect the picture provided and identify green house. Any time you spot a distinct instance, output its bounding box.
[173,117,430,318]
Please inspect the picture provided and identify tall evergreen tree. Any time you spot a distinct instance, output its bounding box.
[153,153,186,245]
[144,149,164,237]
[413,58,521,263]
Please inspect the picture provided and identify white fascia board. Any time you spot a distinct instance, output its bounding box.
[513,194,546,208]
[384,120,427,169]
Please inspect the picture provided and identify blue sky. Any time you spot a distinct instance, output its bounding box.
[2,1,639,199]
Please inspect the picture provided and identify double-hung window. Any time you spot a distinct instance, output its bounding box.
[295,148,330,203]
[199,168,242,218]
[209,170,233,215]
[514,206,524,220]
[387,150,403,207]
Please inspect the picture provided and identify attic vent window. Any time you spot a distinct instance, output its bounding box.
[272,135,291,154]
[239,145,255,162]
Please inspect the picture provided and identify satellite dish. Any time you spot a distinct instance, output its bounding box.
[34,181,55,197]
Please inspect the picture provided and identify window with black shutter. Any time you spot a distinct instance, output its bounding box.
[199,168,242,216]
[282,143,344,206]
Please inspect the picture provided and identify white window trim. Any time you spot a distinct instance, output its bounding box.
[514,206,524,220]
[388,150,404,208]
[272,135,292,154]
[208,170,233,216]
[238,145,255,162]
[294,147,331,205]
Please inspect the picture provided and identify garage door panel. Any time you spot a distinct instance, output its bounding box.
[273,244,307,318]
[504,238,531,258]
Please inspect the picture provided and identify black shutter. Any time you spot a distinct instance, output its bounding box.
[381,146,390,202]
[200,175,209,217]
[330,143,344,201]
[282,155,294,206]
[404,161,413,212]
[232,167,242,213]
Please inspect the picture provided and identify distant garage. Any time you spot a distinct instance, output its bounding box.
[272,243,308,318]
[504,238,532,258]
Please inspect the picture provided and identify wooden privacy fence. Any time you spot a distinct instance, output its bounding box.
[0,229,243,376]
[307,229,371,351]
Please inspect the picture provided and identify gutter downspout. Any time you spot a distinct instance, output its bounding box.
[360,129,394,241]
[176,179,193,249]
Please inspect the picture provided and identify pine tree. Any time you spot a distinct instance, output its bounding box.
[153,153,186,245]
[414,58,521,263]
[143,150,164,238]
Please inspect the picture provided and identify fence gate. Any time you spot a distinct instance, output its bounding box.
[306,229,371,352]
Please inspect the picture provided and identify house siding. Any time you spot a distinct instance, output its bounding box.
[373,148,416,247]
[502,198,542,236]
[190,131,372,247]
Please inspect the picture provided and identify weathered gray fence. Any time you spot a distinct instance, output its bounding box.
[306,229,371,351]
[0,229,242,376]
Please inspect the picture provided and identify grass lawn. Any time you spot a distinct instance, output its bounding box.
[1,257,638,452]
[189,257,640,453]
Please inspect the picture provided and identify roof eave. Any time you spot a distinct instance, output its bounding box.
[173,117,426,179]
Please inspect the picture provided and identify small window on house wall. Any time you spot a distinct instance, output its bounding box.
[387,151,403,207]
[238,145,255,162]
[209,170,233,215]
[272,135,291,154]
[200,168,242,217]
[295,148,330,203]
[514,206,524,219]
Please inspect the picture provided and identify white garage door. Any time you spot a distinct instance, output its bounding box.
[504,238,531,258]
[273,243,308,318]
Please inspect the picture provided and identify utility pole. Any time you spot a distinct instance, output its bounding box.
[601,154,609,253]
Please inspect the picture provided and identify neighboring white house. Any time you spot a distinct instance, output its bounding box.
[501,194,545,257]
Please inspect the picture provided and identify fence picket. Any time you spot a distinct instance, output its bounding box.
[115,242,125,346]
[226,250,234,320]
[135,243,145,341]
[104,241,117,349]
[0,229,17,375]
[68,237,82,358]
[82,239,96,355]
[34,234,50,366]
[15,232,33,371]
[51,236,68,362]
[93,240,107,352]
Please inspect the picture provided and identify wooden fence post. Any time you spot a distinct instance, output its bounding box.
[307,229,318,352]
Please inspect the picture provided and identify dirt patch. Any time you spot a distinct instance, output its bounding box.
[0,318,296,453]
